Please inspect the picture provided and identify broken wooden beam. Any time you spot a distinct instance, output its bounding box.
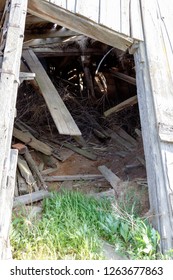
[98,165,121,196]
[13,190,51,208]
[28,0,133,51]
[44,174,104,182]
[17,156,38,192]
[13,127,52,155]
[14,143,47,190]
[23,147,47,190]
[104,95,138,117]
[22,49,81,136]
[17,168,31,195]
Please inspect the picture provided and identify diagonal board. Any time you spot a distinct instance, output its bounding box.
[22,49,81,136]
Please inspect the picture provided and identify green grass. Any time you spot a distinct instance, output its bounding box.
[10,190,161,260]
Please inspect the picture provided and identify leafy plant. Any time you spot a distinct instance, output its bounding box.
[10,190,160,260]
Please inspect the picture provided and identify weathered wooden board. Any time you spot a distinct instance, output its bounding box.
[109,71,136,85]
[13,190,51,208]
[98,165,121,193]
[130,0,144,40]
[76,0,100,22]
[28,0,134,51]
[22,49,81,136]
[13,127,53,155]
[99,0,121,32]
[104,95,138,117]
[44,174,104,182]
[134,0,173,252]
[17,156,38,191]
[0,149,18,259]
[0,0,27,193]
[49,0,66,9]
[120,0,130,36]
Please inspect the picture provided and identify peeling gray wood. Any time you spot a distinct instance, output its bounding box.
[0,149,18,259]
[134,0,173,252]
[0,0,27,192]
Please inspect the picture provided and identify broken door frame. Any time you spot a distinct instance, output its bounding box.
[27,0,173,253]
[0,0,173,258]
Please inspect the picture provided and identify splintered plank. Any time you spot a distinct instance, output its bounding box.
[98,165,121,194]
[22,50,81,136]
[13,127,53,155]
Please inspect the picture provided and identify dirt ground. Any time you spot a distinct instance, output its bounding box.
[35,133,149,217]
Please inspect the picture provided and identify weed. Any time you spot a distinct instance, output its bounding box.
[10,190,160,260]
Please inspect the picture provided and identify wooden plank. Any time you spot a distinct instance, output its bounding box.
[76,0,100,22]
[28,0,134,51]
[17,168,30,195]
[130,0,144,40]
[98,165,121,194]
[0,0,27,193]
[13,190,51,208]
[23,147,47,190]
[113,125,137,147]
[134,22,173,255]
[50,139,97,160]
[99,0,121,32]
[44,174,104,182]
[13,127,53,155]
[17,156,38,192]
[33,47,106,57]
[104,95,138,116]
[41,167,59,176]
[120,0,130,36]
[140,0,173,130]
[106,128,135,151]
[23,49,81,136]
[157,0,173,83]
[49,0,66,9]
[109,70,136,85]
[0,149,18,259]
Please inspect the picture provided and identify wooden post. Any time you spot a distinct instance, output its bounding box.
[0,0,28,259]
[134,0,173,252]
[0,149,18,259]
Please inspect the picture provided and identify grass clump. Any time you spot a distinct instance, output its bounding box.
[10,190,160,260]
